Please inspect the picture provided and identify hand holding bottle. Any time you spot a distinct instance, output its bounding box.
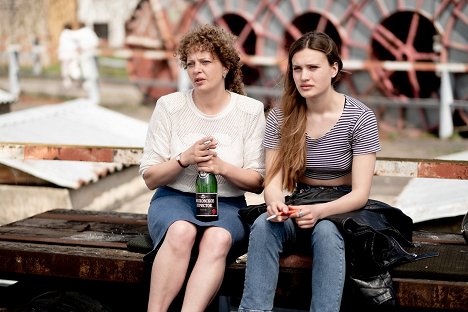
[195,137,223,174]
[178,136,218,168]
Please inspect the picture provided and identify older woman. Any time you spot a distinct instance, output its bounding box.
[139,24,265,312]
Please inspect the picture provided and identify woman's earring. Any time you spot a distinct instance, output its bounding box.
[222,71,227,79]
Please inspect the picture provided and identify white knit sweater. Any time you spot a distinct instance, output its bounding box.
[139,90,266,197]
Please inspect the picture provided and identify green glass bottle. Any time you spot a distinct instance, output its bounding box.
[195,172,218,221]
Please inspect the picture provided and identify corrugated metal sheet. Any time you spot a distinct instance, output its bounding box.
[0,89,16,105]
[0,99,148,189]
[395,151,468,223]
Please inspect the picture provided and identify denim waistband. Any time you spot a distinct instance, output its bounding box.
[295,182,352,193]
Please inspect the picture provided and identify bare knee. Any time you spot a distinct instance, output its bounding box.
[199,227,232,259]
[164,221,197,254]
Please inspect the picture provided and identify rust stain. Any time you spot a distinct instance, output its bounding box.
[59,147,114,162]
[394,280,468,310]
[24,146,114,162]
[418,162,468,179]
[24,146,58,160]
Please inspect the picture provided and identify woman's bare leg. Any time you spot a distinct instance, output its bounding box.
[181,227,232,312]
[147,221,197,312]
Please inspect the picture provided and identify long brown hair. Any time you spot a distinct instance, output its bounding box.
[265,31,343,191]
[175,24,245,95]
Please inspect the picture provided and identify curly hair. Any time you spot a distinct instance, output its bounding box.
[265,31,343,191]
[175,24,245,95]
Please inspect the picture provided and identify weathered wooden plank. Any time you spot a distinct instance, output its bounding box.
[35,209,147,225]
[0,241,146,283]
[35,208,147,219]
[0,234,127,249]
[0,219,146,238]
[1,208,467,310]
[0,209,148,249]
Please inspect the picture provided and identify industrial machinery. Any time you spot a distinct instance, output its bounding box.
[125,0,468,133]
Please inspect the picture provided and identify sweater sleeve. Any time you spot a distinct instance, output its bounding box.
[242,102,266,177]
[139,98,171,176]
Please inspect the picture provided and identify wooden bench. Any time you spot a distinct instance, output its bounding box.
[0,208,467,311]
[0,143,467,311]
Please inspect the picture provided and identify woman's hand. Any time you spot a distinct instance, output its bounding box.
[181,136,218,168]
[266,201,291,222]
[193,136,222,173]
[290,204,324,229]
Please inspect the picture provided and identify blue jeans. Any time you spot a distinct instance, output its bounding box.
[238,214,346,312]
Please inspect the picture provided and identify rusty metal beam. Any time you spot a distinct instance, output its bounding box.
[0,143,142,165]
[393,278,468,310]
[374,157,468,179]
[1,143,468,179]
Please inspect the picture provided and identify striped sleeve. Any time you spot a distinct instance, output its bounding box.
[351,109,381,155]
[263,108,282,149]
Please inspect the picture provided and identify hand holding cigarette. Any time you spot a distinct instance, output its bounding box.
[266,206,301,221]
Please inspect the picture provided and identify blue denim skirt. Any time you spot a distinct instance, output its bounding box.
[144,186,249,263]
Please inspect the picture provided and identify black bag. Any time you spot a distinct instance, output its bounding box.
[238,202,268,225]
[238,187,346,224]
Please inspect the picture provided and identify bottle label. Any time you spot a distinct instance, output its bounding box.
[196,193,218,217]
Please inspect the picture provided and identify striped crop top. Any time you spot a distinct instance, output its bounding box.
[263,95,381,180]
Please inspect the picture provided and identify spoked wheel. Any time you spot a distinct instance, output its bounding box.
[343,0,468,133]
[125,0,178,102]
[125,0,468,133]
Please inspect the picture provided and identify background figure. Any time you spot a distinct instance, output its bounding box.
[75,22,99,82]
[139,24,265,312]
[75,22,100,103]
[57,23,80,89]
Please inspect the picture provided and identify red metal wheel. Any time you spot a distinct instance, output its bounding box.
[125,0,177,102]
[344,0,468,132]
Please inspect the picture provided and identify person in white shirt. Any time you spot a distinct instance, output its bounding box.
[74,22,100,103]
[139,24,265,312]
[75,23,99,84]
[57,23,80,88]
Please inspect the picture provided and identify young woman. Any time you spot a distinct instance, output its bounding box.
[238,31,381,312]
[139,25,265,312]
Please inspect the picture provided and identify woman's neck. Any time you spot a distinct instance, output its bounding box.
[193,88,230,115]
[306,90,342,115]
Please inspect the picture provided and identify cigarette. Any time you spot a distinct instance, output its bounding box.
[267,207,299,221]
